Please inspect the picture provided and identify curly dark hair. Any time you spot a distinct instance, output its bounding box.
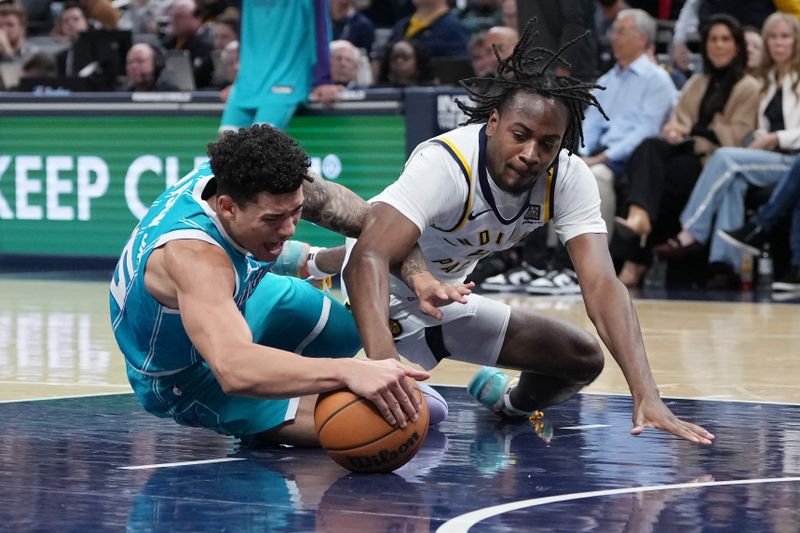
[207,124,311,205]
[456,19,608,153]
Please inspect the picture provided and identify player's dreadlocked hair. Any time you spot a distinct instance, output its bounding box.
[457,19,608,153]
[207,124,311,206]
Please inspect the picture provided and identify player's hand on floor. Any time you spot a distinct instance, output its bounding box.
[416,280,475,320]
[345,358,429,428]
[631,395,715,445]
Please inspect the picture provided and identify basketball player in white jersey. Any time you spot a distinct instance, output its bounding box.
[344,22,715,445]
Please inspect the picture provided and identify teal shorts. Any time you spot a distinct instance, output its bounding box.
[219,97,298,130]
[126,275,361,440]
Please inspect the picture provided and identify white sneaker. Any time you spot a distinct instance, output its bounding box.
[480,264,546,292]
[525,268,581,295]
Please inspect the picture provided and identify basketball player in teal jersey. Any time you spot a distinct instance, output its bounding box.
[344,23,716,445]
[110,125,465,446]
[220,0,342,131]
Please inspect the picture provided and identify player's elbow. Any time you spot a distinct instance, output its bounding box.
[344,246,387,282]
[209,353,251,396]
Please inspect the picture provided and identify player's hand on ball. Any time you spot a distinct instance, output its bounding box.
[345,359,429,428]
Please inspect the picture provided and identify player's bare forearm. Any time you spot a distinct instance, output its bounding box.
[568,234,660,400]
[314,246,346,275]
[343,248,400,360]
[302,174,368,237]
[584,277,660,401]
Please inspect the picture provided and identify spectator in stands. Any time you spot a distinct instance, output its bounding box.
[469,25,518,77]
[387,0,469,59]
[597,0,630,35]
[217,39,237,101]
[220,0,341,132]
[209,11,238,88]
[330,0,375,54]
[123,42,179,91]
[331,39,370,88]
[468,31,487,76]
[581,9,677,240]
[671,0,775,74]
[500,0,517,31]
[0,4,35,64]
[516,0,598,81]
[20,52,56,80]
[52,3,89,77]
[612,14,760,287]
[458,0,503,34]
[744,25,764,76]
[118,0,166,35]
[654,12,800,288]
[595,0,630,74]
[212,9,238,52]
[720,155,800,292]
[163,0,214,89]
[53,3,89,43]
[375,39,436,87]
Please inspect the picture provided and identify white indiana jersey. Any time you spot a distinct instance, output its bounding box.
[372,123,606,297]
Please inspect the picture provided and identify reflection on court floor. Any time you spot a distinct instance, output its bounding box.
[1,274,799,531]
[0,390,798,532]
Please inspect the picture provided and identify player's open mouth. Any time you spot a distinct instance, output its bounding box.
[266,241,284,255]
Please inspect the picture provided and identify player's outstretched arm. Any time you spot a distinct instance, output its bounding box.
[567,233,715,445]
[153,240,425,425]
[344,202,421,360]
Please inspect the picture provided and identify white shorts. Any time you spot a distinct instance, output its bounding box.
[387,290,510,370]
[342,238,511,370]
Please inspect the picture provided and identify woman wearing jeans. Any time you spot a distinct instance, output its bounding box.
[655,13,800,288]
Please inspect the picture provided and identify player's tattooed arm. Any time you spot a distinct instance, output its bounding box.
[394,246,473,320]
[393,245,427,287]
[301,172,367,237]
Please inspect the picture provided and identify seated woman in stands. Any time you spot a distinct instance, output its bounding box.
[654,12,800,289]
[612,14,760,287]
[373,40,436,87]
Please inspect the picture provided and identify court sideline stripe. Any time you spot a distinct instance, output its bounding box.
[436,476,800,533]
[119,457,245,470]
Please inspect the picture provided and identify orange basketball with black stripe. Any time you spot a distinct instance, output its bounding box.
[314,384,429,473]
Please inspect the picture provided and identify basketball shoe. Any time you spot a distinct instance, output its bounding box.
[467,366,533,419]
[479,263,547,292]
[525,268,581,295]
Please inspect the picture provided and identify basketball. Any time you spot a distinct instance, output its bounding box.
[314,384,429,473]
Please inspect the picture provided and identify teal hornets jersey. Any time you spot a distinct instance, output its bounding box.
[234,0,318,107]
[109,162,272,374]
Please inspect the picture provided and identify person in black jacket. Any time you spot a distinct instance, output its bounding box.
[515,0,598,81]
[163,0,214,88]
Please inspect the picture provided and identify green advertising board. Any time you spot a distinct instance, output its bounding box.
[0,113,405,257]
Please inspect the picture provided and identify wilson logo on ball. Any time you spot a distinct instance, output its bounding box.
[344,431,422,470]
